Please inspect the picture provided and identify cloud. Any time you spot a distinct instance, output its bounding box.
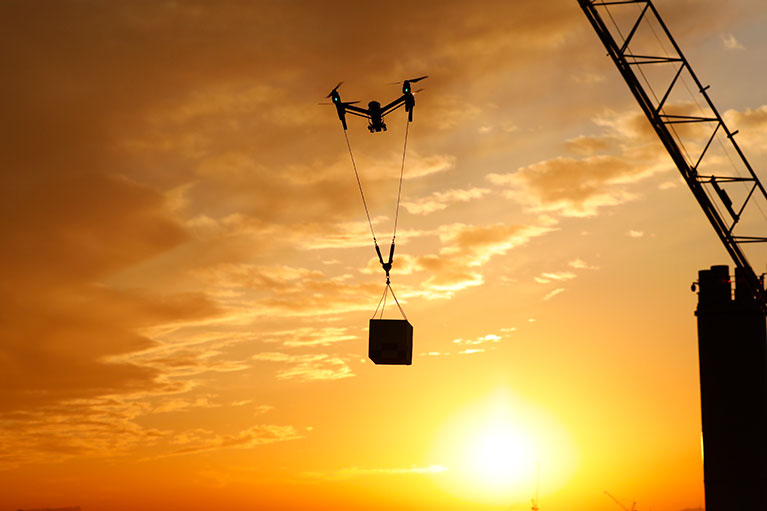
[565,135,610,156]
[430,331,513,356]
[0,398,167,467]
[401,187,491,215]
[304,224,433,250]
[413,222,553,296]
[724,105,767,154]
[191,221,553,317]
[569,258,599,270]
[263,327,359,347]
[721,33,745,50]
[152,395,221,414]
[627,230,645,238]
[437,223,553,266]
[488,156,639,217]
[252,352,354,382]
[534,271,576,284]
[0,283,220,413]
[543,288,565,301]
[452,334,502,346]
[403,152,458,180]
[488,109,674,217]
[305,465,448,480]
[569,72,605,84]
[658,181,678,190]
[166,424,303,457]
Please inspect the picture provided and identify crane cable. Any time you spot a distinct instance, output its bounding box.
[342,117,410,319]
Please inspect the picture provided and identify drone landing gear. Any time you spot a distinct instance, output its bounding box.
[367,123,388,133]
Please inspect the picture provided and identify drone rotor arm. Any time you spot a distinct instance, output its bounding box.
[379,96,406,117]
[343,104,372,118]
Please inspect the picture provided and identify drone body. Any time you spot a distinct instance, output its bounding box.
[324,76,427,133]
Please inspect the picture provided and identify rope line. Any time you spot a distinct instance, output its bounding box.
[392,118,409,243]
[344,118,412,320]
[371,283,408,320]
[388,284,407,320]
[373,285,388,318]
[344,130,378,245]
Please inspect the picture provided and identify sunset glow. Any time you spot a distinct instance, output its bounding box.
[3,0,767,510]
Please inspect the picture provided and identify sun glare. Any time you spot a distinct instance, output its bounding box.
[468,423,539,487]
[432,390,576,505]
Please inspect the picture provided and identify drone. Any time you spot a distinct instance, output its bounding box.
[323,76,428,133]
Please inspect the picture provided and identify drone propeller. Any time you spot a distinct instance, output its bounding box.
[318,100,360,106]
[326,81,344,98]
[388,75,429,85]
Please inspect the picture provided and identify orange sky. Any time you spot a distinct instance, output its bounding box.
[3,1,767,510]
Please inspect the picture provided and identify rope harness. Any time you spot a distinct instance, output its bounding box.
[343,118,410,319]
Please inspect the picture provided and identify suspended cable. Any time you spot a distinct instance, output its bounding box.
[343,115,412,323]
[372,282,407,320]
[388,284,407,320]
[373,284,388,318]
[392,117,410,243]
[344,129,378,246]
[343,117,412,285]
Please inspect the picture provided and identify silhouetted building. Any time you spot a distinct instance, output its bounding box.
[696,265,767,510]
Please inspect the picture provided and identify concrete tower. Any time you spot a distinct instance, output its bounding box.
[696,265,767,510]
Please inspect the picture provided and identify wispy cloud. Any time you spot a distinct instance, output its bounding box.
[568,258,599,270]
[534,271,576,284]
[724,105,767,154]
[452,334,502,346]
[263,327,358,347]
[402,187,491,215]
[415,222,553,297]
[252,352,354,381]
[543,288,565,301]
[305,465,448,480]
[721,33,745,50]
[165,424,304,457]
[488,109,672,217]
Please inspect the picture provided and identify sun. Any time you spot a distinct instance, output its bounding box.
[431,389,576,504]
[467,423,539,487]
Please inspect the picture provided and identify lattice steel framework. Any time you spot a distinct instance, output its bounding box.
[578,0,767,310]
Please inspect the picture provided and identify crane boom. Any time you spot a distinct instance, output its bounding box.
[577,0,767,311]
[604,490,636,511]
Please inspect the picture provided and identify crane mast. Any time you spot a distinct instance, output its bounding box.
[577,0,767,311]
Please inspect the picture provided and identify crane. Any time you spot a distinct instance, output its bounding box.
[604,490,637,511]
[577,0,767,311]
[580,3,767,510]
[530,461,541,511]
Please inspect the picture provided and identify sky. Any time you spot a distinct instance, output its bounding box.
[2,1,767,510]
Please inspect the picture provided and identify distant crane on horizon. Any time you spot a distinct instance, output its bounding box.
[605,490,637,511]
[530,461,541,511]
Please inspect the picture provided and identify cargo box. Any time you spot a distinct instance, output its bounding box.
[368,319,413,365]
